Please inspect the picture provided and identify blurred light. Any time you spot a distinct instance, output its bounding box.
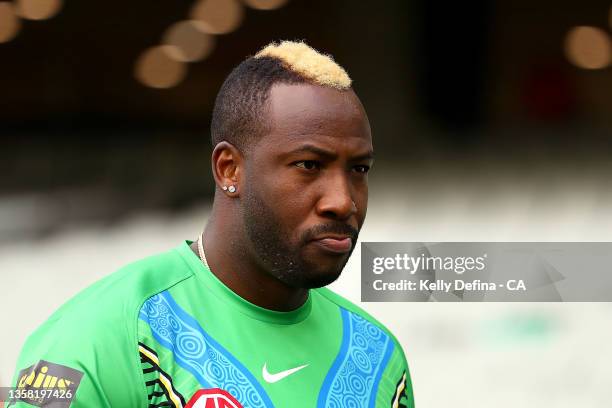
[190,0,244,35]
[564,26,611,70]
[242,0,289,10]
[162,20,216,63]
[0,2,21,43]
[15,0,63,21]
[134,46,188,89]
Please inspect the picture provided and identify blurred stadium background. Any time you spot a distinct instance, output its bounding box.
[1,0,612,406]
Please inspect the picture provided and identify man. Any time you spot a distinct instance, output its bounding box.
[9,41,414,408]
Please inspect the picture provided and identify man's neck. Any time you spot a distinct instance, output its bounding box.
[189,218,309,312]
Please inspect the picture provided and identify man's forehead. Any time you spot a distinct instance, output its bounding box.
[267,83,366,128]
[262,82,371,145]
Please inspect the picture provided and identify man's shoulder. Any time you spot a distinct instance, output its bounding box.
[27,244,195,344]
[10,246,196,407]
[313,286,404,348]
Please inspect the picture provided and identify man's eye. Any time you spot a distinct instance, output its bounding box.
[295,160,320,171]
[354,165,370,174]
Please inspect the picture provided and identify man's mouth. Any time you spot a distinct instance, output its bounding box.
[309,236,353,254]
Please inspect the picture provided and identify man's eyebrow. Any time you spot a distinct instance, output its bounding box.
[285,144,374,161]
[352,151,375,161]
[286,145,337,159]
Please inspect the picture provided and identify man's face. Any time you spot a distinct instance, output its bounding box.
[240,83,373,289]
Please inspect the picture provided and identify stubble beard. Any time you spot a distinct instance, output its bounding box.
[240,187,352,289]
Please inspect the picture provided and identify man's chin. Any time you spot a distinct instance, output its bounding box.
[299,266,344,289]
[295,250,352,288]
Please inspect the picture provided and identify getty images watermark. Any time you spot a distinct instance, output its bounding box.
[361,242,612,301]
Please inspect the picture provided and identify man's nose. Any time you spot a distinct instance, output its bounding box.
[315,172,357,220]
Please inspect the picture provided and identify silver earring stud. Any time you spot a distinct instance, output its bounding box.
[222,186,228,191]
[228,185,236,193]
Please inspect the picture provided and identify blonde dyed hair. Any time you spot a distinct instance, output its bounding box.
[255,41,352,90]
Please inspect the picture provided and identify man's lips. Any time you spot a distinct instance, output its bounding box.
[309,236,353,254]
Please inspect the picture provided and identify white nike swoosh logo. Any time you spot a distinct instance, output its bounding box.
[262,362,308,383]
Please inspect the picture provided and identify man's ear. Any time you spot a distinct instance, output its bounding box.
[211,141,242,196]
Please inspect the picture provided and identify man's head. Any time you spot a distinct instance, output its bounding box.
[210,41,373,289]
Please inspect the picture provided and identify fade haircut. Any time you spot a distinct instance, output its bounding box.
[210,41,352,153]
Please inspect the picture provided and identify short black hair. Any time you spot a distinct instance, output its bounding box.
[210,56,307,153]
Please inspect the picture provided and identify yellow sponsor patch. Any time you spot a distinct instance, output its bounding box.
[11,360,83,407]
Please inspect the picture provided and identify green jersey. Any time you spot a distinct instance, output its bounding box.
[9,241,414,408]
